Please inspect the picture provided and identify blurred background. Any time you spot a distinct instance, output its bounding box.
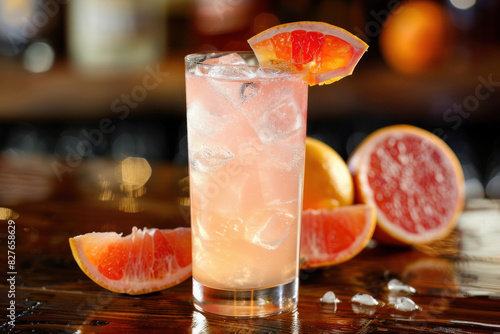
[0,0,499,201]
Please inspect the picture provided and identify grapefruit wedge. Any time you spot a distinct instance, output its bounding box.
[300,205,376,269]
[69,227,191,295]
[348,125,465,246]
[248,21,368,86]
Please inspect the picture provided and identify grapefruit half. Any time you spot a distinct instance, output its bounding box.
[348,125,465,245]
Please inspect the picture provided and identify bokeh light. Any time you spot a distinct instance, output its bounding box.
[449,0,476,10]
[23,41,55,73]
[380,0,455,76]
[116,157,152,213]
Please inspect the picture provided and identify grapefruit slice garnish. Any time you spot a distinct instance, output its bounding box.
[69,227,191,295]
[300,205,376,269]
[248,21,368,86]
[348,125,465,246]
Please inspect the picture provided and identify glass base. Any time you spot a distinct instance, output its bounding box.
[192,278,298,317]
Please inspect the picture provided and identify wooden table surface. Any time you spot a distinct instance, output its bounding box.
[1,155,500,333]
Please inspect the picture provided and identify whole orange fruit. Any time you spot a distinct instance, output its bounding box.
[379,1,454,75]
[303,137,354,210]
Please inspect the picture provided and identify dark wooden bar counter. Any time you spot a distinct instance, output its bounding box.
[1,155,499,333]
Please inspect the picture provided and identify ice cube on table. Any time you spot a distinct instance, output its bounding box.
[320,291,341,304]
[352,303,377,316]
[351,293,379,306]
[387,278,417,294]
[389,296,421,311]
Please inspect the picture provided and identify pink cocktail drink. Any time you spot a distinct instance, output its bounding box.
[185,52,308,316]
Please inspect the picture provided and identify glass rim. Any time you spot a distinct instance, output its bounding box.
[184,51,307,79]
[184,51,265,69]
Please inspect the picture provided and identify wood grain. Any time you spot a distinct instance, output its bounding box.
[1,157,499,333]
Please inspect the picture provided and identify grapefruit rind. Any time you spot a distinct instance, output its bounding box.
[300,205,376,269]
[248,21,368,86]
[348,125,465,246]
[303,137,354,210]
[69,227,192,295]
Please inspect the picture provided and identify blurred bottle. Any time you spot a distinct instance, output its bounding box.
[192,0,261,51]
[67,0,168,75]
[485,137,500,199]
[0,0,60,58]
[194,0,254,36]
